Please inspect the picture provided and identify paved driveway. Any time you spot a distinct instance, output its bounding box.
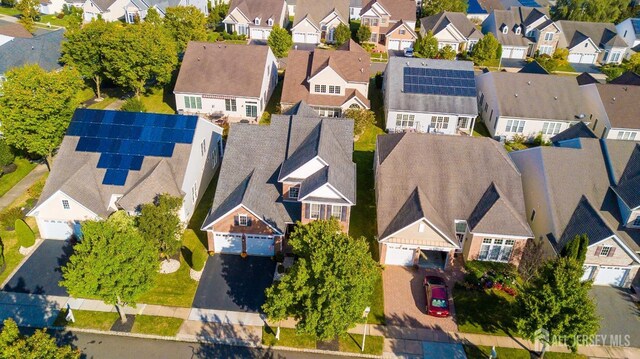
[2,240,71,296]
[192,254,275,313]
[591,286,640,347]
[383,266,459,331]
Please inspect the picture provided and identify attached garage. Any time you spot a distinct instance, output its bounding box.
[246,235,274,256]
[581,265,596,281]
[250,28,266,40]
[292,32,319,44]
[38,219,73,240]
[568,53,596,64]
[593,266,629,287]
[213,233,275,256]
[502,47,526,59]
[384,244,415,266]
[388,40,400,51]
[213,233,243,254]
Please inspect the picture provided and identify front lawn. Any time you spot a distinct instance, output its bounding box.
[87,97,119,110]
[261,327,384,355]
[130,315,183,336]
[54,309,119,331]
[0,6,20,17]
[140,87,175,114]
[39,14,74,28]
[339,332,384,355]
[472,120,491,138]
[0,158,37,197]
[464,345,587,359]
[453,284,517,336]
[137,251,198,307]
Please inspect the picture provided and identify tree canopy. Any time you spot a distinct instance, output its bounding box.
[137,194,184,259]
[16,0,39,32]
[267,25,293,58]
[207,0,230,29]
[144,8,163,25]
[164,6,208,53]
[343,108,375,138]
[262,219,380,340]
[553,0,632,23]
[0,65,82,168]
[423,0,468,16]
[414,31,439,58]
[438,45,457,60]
[0,318,79,359]
[562,234,589,264]
[61,211,158,322]
[472,33,501,65]
[334,23,351,46]
[516,257,599,353]
[356,25,371,44]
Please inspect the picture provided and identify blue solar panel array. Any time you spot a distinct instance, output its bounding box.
[632,19,640,34]
[467,0,487,14]
[518,0,540,7]
[403,67,476,97]
[67,109,198,186]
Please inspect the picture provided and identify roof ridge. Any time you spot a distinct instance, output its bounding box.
[491,182,533,236]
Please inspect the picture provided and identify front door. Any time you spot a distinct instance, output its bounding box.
[246,104,257,118]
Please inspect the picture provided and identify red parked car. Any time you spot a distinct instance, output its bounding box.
[423,275,450,317]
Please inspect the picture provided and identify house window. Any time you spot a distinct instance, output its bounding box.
[126,12,136,24]
[191,182,197,203]
[430,116,449,130]
[399,29,406,35]
[633,216,640,226]
[254,18,260,25]
[210,141,218,168]
[267,18,273,26]
[502,26,508,34]
[225,99,237,112]
[246,103,258,117]
[479,238,515,262]
[530,209,536,222]
[610,52,620,62]
[200,139,206,156]
[370,18,379,26]
[238,214,248,226]
[310,203,321,219]
[314,84,327,93]
[457,117,469,129]
[617,131,637,140]
[484,103,488,112]
[62,200,70,210]
[584,42,588,48]
[505,119,525,133]
[539,45,553,55]
[515,27,521,35]
[314,106,341,117]
[395,114,415,128]
[237,24,249,35]
[331,205,342,219]
[369,33,378,42]
[184,96,202,110]
[599,246,612,256]
[289,186,299,199]
[544,32,554,41]
[419,222,426,232]
[542,122,562,135]
[328,85,341,94]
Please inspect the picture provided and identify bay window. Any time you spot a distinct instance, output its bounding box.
[478,238,515,262]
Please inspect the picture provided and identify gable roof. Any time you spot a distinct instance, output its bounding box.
[557,20,627,49]
[593,83,640,130]
[0,20,32,39]
[420,12,484,40]
[609,71,640,86]
[227,0,286,24]
[576,72,599,85]
[129,0,181,14]
[174,42,272,98]
[610,142,640,209]
[34,109,201,218]
[550,122,597,144]
[202,114,355,232]
[376,133,531,242]
[485,9,531,47]
[518,60,549,74]
[360,0,416,22]
[91,0,119,11]
[0,29,63,74]
[292,0,349,28]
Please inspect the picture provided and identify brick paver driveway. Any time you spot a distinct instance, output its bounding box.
[383,265,461,332]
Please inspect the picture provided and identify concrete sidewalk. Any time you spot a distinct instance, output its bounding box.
[0,163,47,210]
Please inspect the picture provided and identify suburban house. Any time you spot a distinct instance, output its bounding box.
[82,0,129,22]
[349,0,362,20]
[28,109,223,240]
[123,0,209,24]
[375,133,533,268]
[475,71,595,141]
[0,20,32,46]
[382,57,478,135]
[280,40,370,117]
[580,82,640,141]
[290,0,349,44]
[466,0,488,22]
[221,0,288,40]
[174,42,278,122]
[557,20,627,65]
[420,12,484,53]
[285,0,295,16]
[481,9,531,59]
[201,103,356,256]
[0,29,64,82]
[40,0,83,15]
[616,18,640,58]
[510,136,640,287]
[359,0,417,51]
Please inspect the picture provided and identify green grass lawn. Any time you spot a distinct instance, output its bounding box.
[370,52,388,62]
[472,120,491,138]
[130,315,183,336]
[137,253,198,307]
[260,75,284,124]
[464,345,586,359]
[87,97,119,110]
[262,327,317,349]
[141,87,175,114]
[0,158,37,197]
[339,332,384,355]
[0,6,20,17]
[54,309,119,331]
[453,285,517,336]
[39,14,73,28]
[555,62,576,72]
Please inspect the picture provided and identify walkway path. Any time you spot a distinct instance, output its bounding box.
[0,163,47,210]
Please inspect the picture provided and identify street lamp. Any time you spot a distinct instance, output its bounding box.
[361,306,371,352]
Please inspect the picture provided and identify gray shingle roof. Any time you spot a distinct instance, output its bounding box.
[557,20,627,49]
[609,71,640,86]
[550,122,597,144]
[228,0,286,25]
[376,133,531,242]
[129,0,181,13]
[611,143,640,209]
[202,114,355,232]
[518,61,549,74]
[557,195,614,251]
[293,0,349,28]
[485,9,531,47]
[420,12,484,40]
[384,57,478,116]
[0,29,63,75]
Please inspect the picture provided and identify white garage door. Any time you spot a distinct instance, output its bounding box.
[501,47,512,58]
[384,245,415,266]
[568,53,596,64]
[39,219,72,240]
[306,33,318,44]
[250,28,264,40]
[246,235,274,256]
[293,32,305,43]
[511,48,526,59]
[401,41,414,50]
[593,266,629,287]
[581,265,596,281]
[388,40,400,51]
[214,233,243,254]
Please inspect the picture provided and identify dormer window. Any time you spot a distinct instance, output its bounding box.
[267,18,273,26]
[515,26,521,35]
[502,25,508,34]
[254,18,260,25]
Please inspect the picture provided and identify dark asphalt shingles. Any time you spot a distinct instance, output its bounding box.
[192,254,276,312]
[3,239,71,296]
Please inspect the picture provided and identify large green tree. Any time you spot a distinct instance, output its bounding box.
[262,219,380,340]
[0,318,79,358]
[562,234,589,264]
[267,25,293,58]
[16,0,39,32]
[144,7,162,25]
[334,23,351,46]
[472,33,501,65]
[516,257,599,354]
[343,108,375,138]
[356,24,371,44]
[164,6,208,53]
[61,19,117,99]
[207,0,229,29]
[0,65,82,169]
[423,0,467,16]
[415,31,438,58]
[101,22,177,97]
[61,211,158,323]
[553,0,630,23]
[137,194,184,260]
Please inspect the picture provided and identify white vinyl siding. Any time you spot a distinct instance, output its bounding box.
[184,96,202,110]
[505,119,525,133]
[542,122,562,135]
[616,131,637,140]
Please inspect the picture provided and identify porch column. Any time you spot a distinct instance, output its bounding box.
[469,116,477,136]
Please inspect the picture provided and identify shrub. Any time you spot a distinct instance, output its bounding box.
[1,0,16,6]
[15,219,35,248]
[465,261,518,286]
[183,229,206,271]
[121,97,146,112]
[56,12,65,19]
[27,179,45,199]
[343,108,375,138]
[356,24,371,44]
[601,64,625,82]
[0,241,5,270]
[533,132,550,146]
[0,139,15,167]
[2,163,17,174]
[208,31,221,42]
[0,208,23,231]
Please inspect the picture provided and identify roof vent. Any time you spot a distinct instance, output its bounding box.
[360,68,364,73]
[612,97,616,101]
[623,87,628,91]
[514,93,518,97]
[358,57,362,62]
[576,113,585,119]
[406,61,410,66]
[421,62,426,66]
[554,96,558,100]
[527,81,531,85]
[31,46,34,50]
[197,57,200,61]
[203,45,206,49]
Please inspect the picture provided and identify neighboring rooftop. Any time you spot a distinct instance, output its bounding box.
[360,0,416,22]
[609,71,640,86]
[174,42,272,98]
[486,9,531,47]
[376,133,532,241]
[420,12,484,40]
[0,20,32,39]
[129,0,183,13]
[557,20,627,49]
[518,60,549,74]
[594,83,640,130]
[550,122,597,144]
[0,29,63,74]
[576,72,599,85]
[293,0,349,28]
[226,0,286,25]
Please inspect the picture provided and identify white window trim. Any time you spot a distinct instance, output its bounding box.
[310,203,321,219]
[599,245,612,257]
[238,214,248,226]
[62,200,70,210]
[331,205,342,219]
[289,186,299,199]
[478,238,515,262]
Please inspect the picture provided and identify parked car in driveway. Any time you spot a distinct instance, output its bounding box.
[424,275,450,317]
[404,47,414,57]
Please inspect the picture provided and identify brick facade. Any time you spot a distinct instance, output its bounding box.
[300,202,351,233]
[463,233,528,267]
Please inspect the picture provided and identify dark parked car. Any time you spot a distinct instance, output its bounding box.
[423,275,450,317]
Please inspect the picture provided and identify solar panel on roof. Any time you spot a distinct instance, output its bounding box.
[403,66,476,97]
[518,0,540,7]
[103,169,128,186]
[632,19,640,34]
